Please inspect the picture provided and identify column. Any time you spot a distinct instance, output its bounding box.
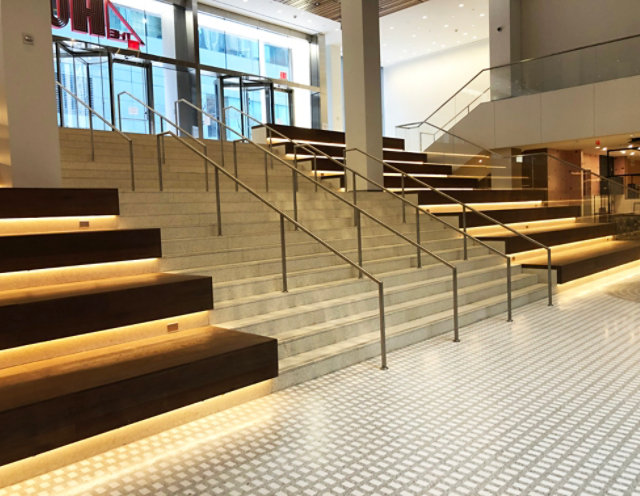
[341,0,383,190]
[0,0,61,187]
[489,0,521,99]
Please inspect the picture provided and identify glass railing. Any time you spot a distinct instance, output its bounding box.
[397,33,640,152]
[488,152,640,242]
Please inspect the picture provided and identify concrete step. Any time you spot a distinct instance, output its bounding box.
[274,282,548,390]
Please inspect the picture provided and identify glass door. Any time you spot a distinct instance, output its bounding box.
[220,75,276,139]
[113,60,152,134]
[55,42,110,130]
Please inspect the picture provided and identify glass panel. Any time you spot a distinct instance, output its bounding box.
[274,90,291,125]
[201,72,221,140]
[114,62,149,134]
[51,0,175,58]
[264,44,291,80]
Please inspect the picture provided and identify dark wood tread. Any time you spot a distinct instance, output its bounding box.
[0,326,278,465]
[0,273,213,350]
[0,188,119,218]
[441,205,583,227]
[418,188,547,205]
[478,223,617,253]
[521,240,640,283]
[0,229,161,273]
[253,123,404,149]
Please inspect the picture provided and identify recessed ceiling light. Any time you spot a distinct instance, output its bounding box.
[480,13,485,17]
[390,26,395,30]
[459,3,464,7]
[473,35,477,39]
[422,15,428,19]
[412,34,416,38]
[444,24,449,28]
[463,32,468,36]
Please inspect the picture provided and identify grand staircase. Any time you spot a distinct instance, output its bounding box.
[60,127,548,391]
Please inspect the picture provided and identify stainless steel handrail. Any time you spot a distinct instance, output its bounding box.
[178,100,462,341]
[56,81,136,191]
[397,32,640,131]
[346,147,554,310]
[224,105,545,318]
[158,130,390,369]
[117,91,209,191]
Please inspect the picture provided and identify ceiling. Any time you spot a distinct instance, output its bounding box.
[199,0,489,66]
[379,0,489,66]
[269,0,428,21]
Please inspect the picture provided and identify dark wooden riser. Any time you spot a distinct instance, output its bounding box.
[0,273,213,350]
[0,327,278,466]
[0,229,161,273]
[253,123,404,149]
[312,157,454,176]
[419,189,547,205]
[0,188,119,218]
[335,175,481,190]
[441,205,583,228]
[282,142,428,164]
[522,240,640,283]
[479,223,617,254]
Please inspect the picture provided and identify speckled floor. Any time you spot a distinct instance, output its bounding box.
[4,266,640,496]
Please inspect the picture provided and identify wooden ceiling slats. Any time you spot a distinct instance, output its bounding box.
[271,0,427,21]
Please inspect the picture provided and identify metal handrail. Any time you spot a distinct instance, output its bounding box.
[224,105,543,318]
[397,32,640,131]
[345,147,553,310]
[56,81,136,190]
[117,91,210,191]
[158,130,390,369]
[178,100,462,341]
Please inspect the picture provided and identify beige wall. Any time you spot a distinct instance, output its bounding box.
[0,0,61,187]
[450,74,640,150]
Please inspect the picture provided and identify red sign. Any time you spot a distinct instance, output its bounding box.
[280,71,288,80]
[51,0,145,50]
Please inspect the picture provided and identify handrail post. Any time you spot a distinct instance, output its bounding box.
[378,282,388,370]
[129,140,135,191]
[214,166,222,236]
[264,151,269,192]
[280,215,288,292]
[219,132,226,169]
[352,170,357,226]
[204,144,210,192]
[416,208,422,269]
[356,210,363,277]
[507,257,513,322]
[233,140,239,192]
[547,249,553,306]
[160,133,166,168]
[452,267,460,342]
[401,174,406,223]
[117,93,123,131]
[462,205,468,260]
[156,134,164,191]
[88,108,95,162]
[313,155,318,192]
[292,168,298,228]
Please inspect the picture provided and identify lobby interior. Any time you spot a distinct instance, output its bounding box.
[1,0,640,494]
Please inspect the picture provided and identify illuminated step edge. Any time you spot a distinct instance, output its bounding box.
[467,218,579,237]
[0,215,118,236]
[0,310,210,370]
[511,235,616,262]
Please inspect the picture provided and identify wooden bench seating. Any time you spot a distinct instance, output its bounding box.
[0,326,277,466]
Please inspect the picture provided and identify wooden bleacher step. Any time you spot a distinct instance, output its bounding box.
[0,326,277,466]
[0,273,213,350]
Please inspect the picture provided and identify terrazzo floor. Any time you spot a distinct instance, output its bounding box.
[4,266,640,495]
